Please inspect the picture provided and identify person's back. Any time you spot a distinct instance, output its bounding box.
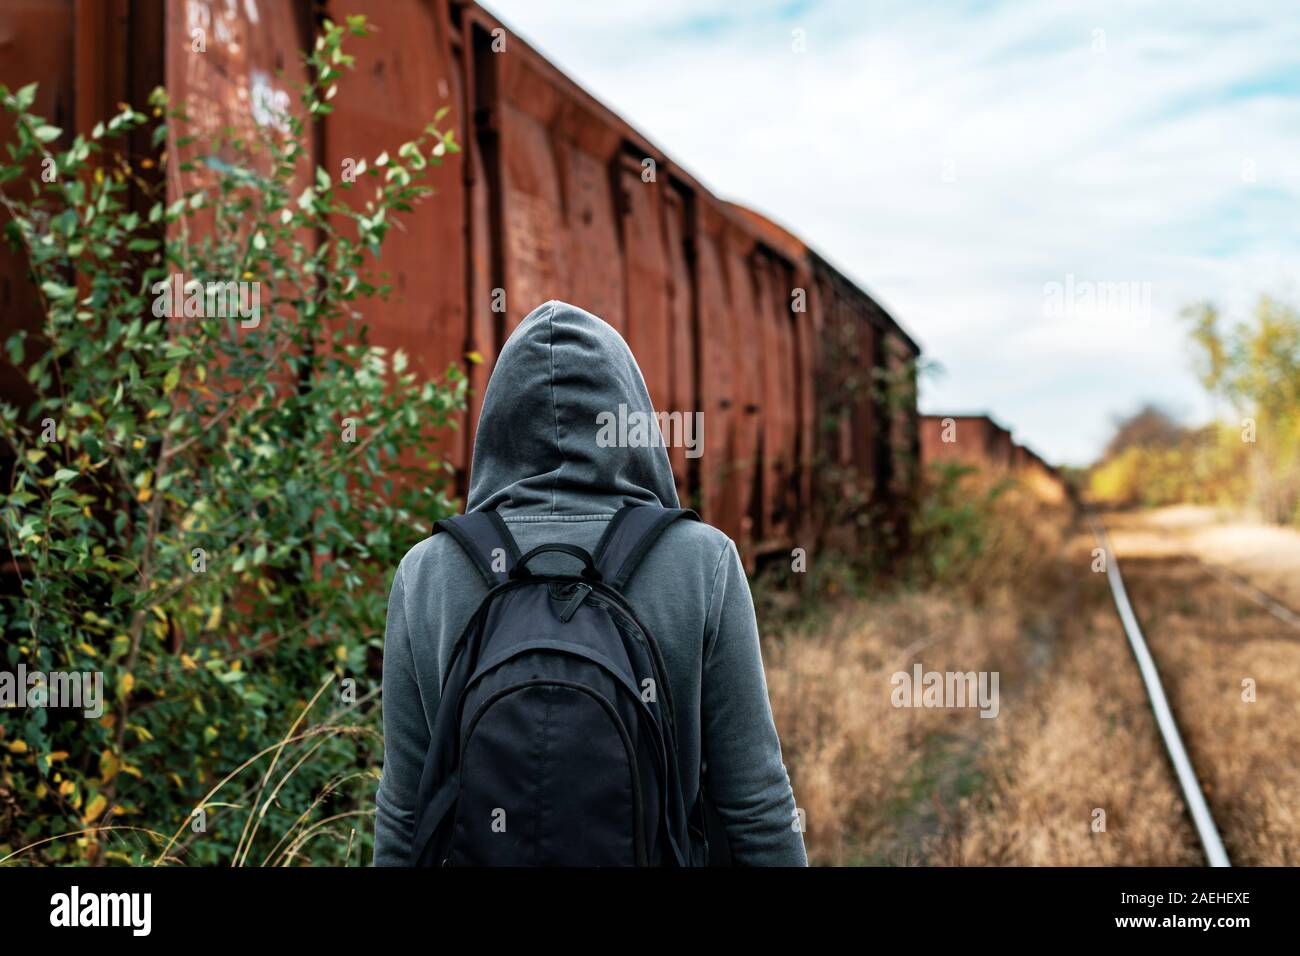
[374,300,807,866]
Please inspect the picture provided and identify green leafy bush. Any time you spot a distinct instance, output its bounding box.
[0,17,463,865]
[907,463,1008,588]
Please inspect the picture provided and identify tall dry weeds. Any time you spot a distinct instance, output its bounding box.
[763,476,1300,865]
[765,478,1080,864]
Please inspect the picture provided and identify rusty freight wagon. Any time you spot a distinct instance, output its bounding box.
[0,0,921,564]
[920,414,1016,474]
[920,414,1066,503]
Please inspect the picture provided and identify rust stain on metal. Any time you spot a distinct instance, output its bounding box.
[1,0,927,562]
[325,0,467,471]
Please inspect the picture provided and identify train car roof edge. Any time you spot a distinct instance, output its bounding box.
[465,1,922,359]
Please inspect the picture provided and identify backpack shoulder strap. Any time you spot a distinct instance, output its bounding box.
[593,505,701,590]
[431,510,521,589]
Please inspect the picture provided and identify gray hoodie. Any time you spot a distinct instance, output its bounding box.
[373,300,807,866]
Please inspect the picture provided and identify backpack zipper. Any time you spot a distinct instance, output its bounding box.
[557,582,593,622]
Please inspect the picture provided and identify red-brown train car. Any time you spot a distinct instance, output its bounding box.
[0,0,922,565]
[920,414,1015,473]
[920,414,1066,503]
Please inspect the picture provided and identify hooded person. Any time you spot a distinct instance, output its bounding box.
[373,300,806,866]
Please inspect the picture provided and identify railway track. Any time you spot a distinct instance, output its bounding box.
[1192,557,1300,633]
[1086,511,1232,868]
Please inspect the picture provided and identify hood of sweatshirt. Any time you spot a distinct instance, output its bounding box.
[465,300,680,516]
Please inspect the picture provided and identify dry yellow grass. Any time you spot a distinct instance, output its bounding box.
[1107,539,1300,865]
[936,596,1201,865]
[765,480,1074,864]
[766,590,1025,863]
[762,487,1300,865]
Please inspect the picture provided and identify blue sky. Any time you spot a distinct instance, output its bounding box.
[481,0,1299,465]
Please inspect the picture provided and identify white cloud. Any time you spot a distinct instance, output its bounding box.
[480,0,1300,464]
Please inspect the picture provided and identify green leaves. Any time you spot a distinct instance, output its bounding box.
[5,330,25,364]
[39,279,75,305]
[0,30,465,865]
[12,82,39,111]
[1176,297,1300,524]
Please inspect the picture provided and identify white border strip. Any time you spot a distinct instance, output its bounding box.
[1089,514,1231,868]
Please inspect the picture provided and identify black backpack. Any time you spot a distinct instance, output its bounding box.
[408,504,722,867]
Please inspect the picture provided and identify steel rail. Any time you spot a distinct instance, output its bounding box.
[1087,512,1231,868]
[1194,558,1300,632]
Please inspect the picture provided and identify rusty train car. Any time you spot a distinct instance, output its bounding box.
[0,0,921,563]
[919,414,1065,504]
[920,414,1017,472]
